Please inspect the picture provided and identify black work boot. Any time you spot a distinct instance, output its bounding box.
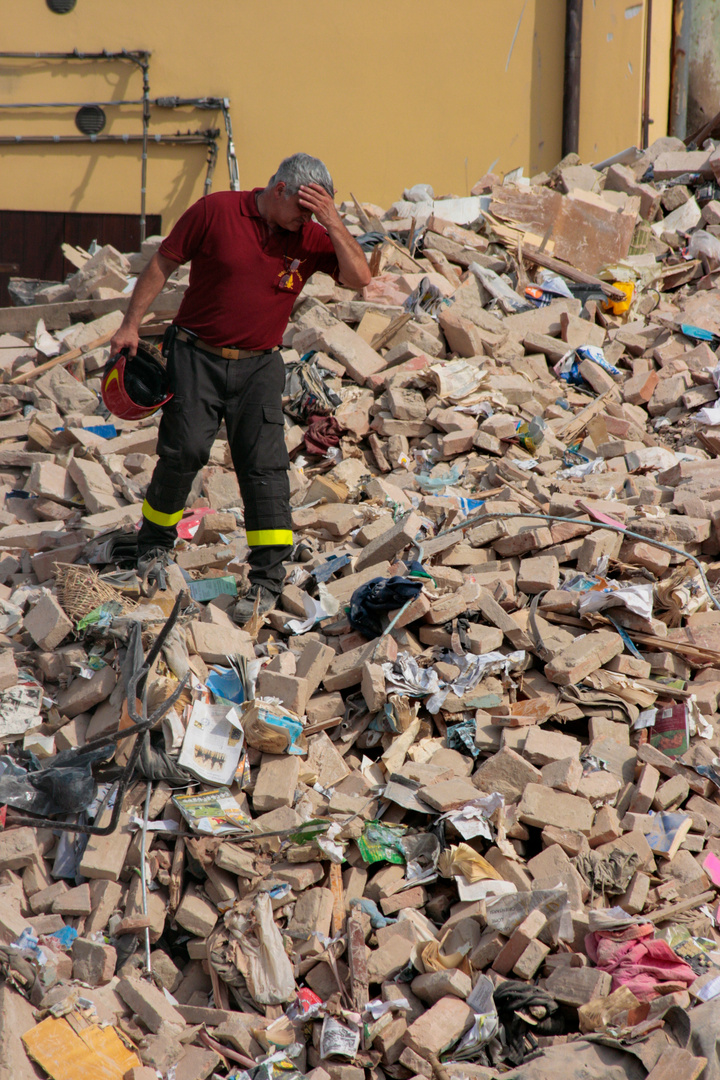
[231,584,277,625]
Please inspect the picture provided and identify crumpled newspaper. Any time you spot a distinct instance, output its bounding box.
[0,598,23,636]
[655,563,710,626]
[578,581,654,620]
[426,359,489,404]
[382,649,526,714]
[436,792,504,841]
[284,585,339,634]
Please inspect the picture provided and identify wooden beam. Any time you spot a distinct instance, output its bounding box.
[555,389,615,441]
[543,611,720,665]
[371,311,412,351]
[0,291,182,334]
[646,890,715,923]
[521,245,627,300]
[8,312,160,385]
[8,331,116,385]
[347,913,369,1013]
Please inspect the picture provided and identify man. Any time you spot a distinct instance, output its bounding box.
[109,153,371,623]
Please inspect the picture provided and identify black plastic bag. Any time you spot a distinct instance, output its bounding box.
[349,576,423,639]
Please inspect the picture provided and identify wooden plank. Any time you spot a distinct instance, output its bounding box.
[371,312,412,350]
[0,289,181,335]
[555,389,616,440]
[685,105,720,147]
[9,330,116,385]
[347,913,369,1013]
[642,890,715,924]
[169,834,186,917]
[522,246,627,300]
[486,208,626,300]
[0,296,130,334]
[9,311,166,385]
[303,716,343,737]
[328,861,346,936]
[350,192,385,234]
[543,611,720,664]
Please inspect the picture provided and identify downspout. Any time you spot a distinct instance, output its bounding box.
[562,0,583,157]
[669,0,691,139]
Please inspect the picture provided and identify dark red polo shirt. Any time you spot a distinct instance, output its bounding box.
[159,188,339,350]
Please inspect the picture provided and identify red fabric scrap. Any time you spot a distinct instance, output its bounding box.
[303,415,343,455]
[585,922,695,1002]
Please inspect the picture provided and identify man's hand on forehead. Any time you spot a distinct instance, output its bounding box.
[297,183,339,229]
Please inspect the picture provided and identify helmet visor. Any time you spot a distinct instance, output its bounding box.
[124,352,170,407]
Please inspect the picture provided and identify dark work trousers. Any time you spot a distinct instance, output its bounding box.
[138,336,292,594]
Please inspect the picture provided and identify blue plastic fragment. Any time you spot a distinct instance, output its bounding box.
[206,666,245,705]
[50,925,78,948]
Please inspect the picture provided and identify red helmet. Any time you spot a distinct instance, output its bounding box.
[101,342,173,421]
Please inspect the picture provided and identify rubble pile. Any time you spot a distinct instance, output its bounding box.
[6,136,720,1079]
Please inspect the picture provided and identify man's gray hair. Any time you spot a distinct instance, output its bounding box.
[269,153,333,197]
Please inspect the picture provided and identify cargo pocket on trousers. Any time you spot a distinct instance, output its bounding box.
[260,404,289,467]
[262,405,285,426]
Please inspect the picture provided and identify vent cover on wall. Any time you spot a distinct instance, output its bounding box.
[75,105,106,134]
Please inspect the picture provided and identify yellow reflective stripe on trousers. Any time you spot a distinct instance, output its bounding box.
[141,499,184,527]
[246,529,293,547]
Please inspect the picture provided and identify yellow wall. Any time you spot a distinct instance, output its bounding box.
[0,1,672,232]
[579,0,672,163]
[649,0,673,143]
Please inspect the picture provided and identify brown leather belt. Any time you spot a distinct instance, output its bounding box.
[176,329,271,360]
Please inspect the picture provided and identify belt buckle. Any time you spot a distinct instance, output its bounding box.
[221,346,238,360]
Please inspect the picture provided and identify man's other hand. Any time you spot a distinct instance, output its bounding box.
[297,183,340,229]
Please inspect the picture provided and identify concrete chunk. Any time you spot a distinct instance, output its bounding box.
[355,511,422,571]
[72,937,117,985]
[23,591,73,651]
[523,727,582,766]
[68,456,122,514]
[117,976,186,1033]
[0,827,40,871]
[518,784,595,833]
[253,754,300,813]
[403,996,475,1057]
[544,630,623,685]
[472,747,542,802]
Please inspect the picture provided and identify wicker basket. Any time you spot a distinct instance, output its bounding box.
[54,563,137,623]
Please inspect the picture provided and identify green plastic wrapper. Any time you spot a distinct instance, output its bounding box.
[76,601,124,631]
[357,820,407,864]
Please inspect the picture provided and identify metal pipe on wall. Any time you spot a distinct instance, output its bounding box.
[0,50,149,61]
[562,0,583,157]
[0,133,217,144]
[139,58,150,244]
[669,0,692,139]
[642,0,654,148]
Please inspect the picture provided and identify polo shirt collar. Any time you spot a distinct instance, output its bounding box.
[239,188,263,217]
